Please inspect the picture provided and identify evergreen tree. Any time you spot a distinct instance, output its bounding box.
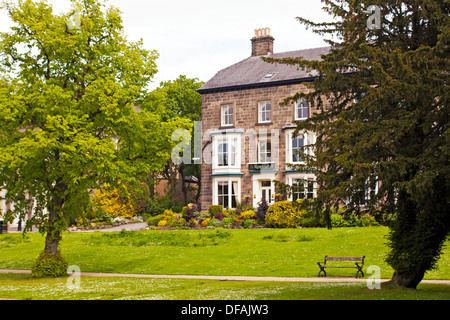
[266,0,449,288]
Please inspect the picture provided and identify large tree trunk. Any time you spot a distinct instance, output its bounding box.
[44,180,67,255]
[44,208,62,255]
[386,174,449,289]
[388,266,426,289]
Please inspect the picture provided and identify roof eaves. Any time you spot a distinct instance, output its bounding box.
[197,76,317,94]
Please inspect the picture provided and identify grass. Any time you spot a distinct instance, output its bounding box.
[0,226,449,300]
[0,273,449,300]
[2,226,449,279]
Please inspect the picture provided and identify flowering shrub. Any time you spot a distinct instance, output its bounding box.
[209,205,223,216]
[157,219,167,227]
[201,218,211,227]
[214,211,224,221]
[232,217,243,227]
[240,210,256,219]
[265,201,306,228]
[93,185,135,218]
[185,203,200,221]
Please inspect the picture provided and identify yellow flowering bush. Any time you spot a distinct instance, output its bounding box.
[201,218,211,227]
[265,200,306,228]
[93,185,135,218]
[157,219,168,227]
[240,210,256,219]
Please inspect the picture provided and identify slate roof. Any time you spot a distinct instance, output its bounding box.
[198,46,331,94]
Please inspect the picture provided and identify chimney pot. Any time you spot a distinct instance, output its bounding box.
[251,27,274,56]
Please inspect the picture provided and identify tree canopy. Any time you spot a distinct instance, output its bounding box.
[0,0,190,263]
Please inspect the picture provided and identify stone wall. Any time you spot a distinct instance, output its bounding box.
[199,83,325,210]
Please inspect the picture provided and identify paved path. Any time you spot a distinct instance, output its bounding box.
[1,269,449,284]
[77,222,148,232]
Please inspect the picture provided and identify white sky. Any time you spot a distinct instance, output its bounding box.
[0,0,331,90]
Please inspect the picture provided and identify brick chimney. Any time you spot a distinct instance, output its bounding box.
[251,28,274,56]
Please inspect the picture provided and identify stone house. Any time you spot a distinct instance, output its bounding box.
[197,28,331,210]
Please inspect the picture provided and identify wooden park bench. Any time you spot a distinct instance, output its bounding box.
[317,255,365,278]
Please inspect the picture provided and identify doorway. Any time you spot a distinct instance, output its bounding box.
[260,180,272,204]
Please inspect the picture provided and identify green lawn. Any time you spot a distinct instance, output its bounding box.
[0,226,449,280]
[1,273,449,300]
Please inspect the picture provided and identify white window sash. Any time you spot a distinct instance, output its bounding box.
[258,101,271,123]
[213,178,241,209]
[295,99,309,120]
[213,135,241,170]
[258,139,271,163]
[221,105,233,127]
[286,175,317,201]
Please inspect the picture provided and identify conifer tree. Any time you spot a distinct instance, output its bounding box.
[266,0,449,288]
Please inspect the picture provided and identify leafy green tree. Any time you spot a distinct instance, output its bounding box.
[148,75,203,122]
[0,0,189,262]
[266,0,449,288]
[145,76,204,205]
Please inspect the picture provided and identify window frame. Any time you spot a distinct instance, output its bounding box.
[295,98,310,121]
[285,130,316,166]
[258,101,271,123]
[258,139,272,163]
[221,104,234,127]
[212,134,241,173]
[213,178,241,209]
[286,174,317,201]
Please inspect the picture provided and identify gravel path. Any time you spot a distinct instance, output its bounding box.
[1,269,449,284]
[77,222,148,232]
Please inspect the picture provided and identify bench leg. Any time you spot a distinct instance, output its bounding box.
[355,265,364,278]
[318,268,327,277]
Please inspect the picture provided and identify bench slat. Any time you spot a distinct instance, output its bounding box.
[326,257,363,261]
[321,266,358,268]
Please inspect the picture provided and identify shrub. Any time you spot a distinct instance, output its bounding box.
[201,218,211,227]
[162,209,175,220]
[255,199,269,220]
[330,214,348,227]
[171,205,183,214]
[214,211,224,221]
[185,203,200,221]
[31,250,69,278]
[243,219,256,229]
[265,200,306,228]
[208,218,222,227]
[232,217,243,227]
[299,210,325,228]
[222,217,233,228]
[145,195,172,216]
[157,220,167,227]
[177,218,187,227]
[240,210,256,219]
[93,185,136,218]
[198,212,211,223]
[360,213,379,227]
[166,219,178,228]
[209,205,224,216]
[147,214,163,226]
